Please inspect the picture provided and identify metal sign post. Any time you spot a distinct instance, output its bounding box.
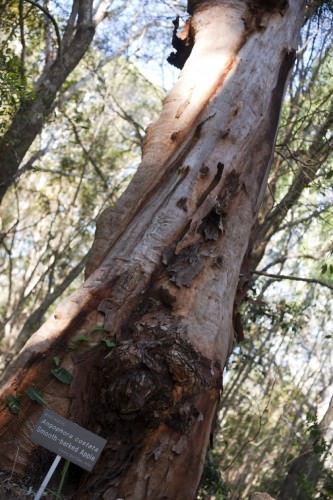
[33,454,62,500]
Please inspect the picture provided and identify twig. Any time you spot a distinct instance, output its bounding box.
[19,0,26,82]
[63,112,109,189]
[23,0,62,59]
[223,380,276,471]
[252,270,333,292]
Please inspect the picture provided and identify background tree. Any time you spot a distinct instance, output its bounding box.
[0,0,168,366]
[0,0,173,202]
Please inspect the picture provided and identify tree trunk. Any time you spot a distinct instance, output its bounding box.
[0,1,305,498]
[278,396,333,500]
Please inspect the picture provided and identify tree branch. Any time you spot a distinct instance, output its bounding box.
[24,0,62,58]
[0,0,96,204]
[16,253,88,348]
[63,112,109,189]
[252,270,333,291]
[19,0,26,83]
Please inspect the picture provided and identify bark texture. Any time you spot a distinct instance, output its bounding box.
[0,1,305,498]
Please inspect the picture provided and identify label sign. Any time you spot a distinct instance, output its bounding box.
[31,409,107,472]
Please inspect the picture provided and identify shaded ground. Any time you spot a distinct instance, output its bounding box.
[0,472,72,499]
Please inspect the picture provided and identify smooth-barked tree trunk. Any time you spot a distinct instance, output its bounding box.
[0,1,305,498]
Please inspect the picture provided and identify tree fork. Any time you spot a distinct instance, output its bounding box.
[0,0,305,498]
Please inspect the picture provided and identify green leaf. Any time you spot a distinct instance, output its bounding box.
[6,395,20,415]
[26,387,48,406]
[53,355,61,367]
[101,338,117,349]
[68,335,90,351]
[51,367,73,385]
[91,325,108,334]
[73,335,89,343]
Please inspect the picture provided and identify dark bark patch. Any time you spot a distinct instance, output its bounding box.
[199,164,210,177]
[243,1,289,37]
[232,106,239,117]
[166,245,204,287]
[176,197,188,211]
[178,164,190,177]
[248,0,288,14]
[196,162,224,209]
[198,204,224,241]
[187,0,200,15]
[155,286,177,308]
[270,48,296,135]
[92,332,214,433]
[97,298,114,331]
[219,169,241,210]
[220,128,230,139]
[197,168,242,241]
[195,112,217,138]
[162,247,175,266]
[166,399,201,432]
[167,17,194,69]
[233,311,245,343]
[78,334,221,497]
[213,255,223,269]
[224,169,241,195]
[97,342,171,428]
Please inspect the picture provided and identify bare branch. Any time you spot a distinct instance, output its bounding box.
[16,253,88,348]
[63,112,109,189]
[19,0,26,82]
[0,0,96,203]
[252,270,333,292]
[62,0,79,48]
[23,0,62,58]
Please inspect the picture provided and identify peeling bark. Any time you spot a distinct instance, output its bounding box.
[0,1,305,497]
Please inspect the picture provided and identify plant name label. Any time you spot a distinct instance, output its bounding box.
[31,408,107,471]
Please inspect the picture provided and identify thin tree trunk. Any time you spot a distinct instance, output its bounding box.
[0,1,304,498]
[278,396,333,500]
[0,0,95,203]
